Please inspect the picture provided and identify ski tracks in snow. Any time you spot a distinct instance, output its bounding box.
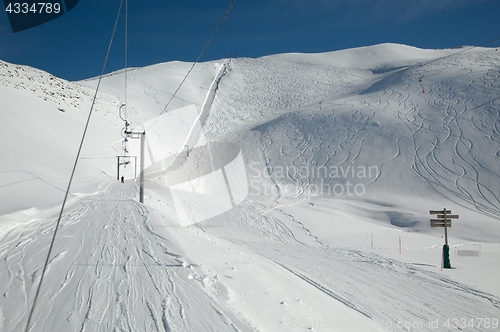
[200,199,500,332]
[0,182,252,332]
[245,242,500,332]
[403,52,500,219]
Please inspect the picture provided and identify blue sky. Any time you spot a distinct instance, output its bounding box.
[1,0,499,81]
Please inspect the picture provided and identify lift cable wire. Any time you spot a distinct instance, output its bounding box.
[122,0,130,155]
[125,0,128,114]
[145,0,237,133]
[24,1,126,330]
[410,36,500,93]
[417,36,500,68]
[124,0,128,124]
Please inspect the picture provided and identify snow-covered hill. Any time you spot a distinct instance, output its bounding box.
[1,44,500,331]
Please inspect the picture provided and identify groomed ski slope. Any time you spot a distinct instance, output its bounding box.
[0,182,254,331]
[1,43,500,331]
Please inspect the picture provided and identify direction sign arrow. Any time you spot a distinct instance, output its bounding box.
[436,214,459,219]
[430,210,451,214]
[431,221,452,227]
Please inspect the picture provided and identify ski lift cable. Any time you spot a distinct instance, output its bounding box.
[410,36,500,79]
[121,0,130,155]
[145,0,237,133]
[124,0,128,122]
[406,36,500,95]
[116,0,130,155]
[24,1,127,331]
[411,36,500,71]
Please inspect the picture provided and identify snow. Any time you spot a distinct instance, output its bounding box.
[1,44,500,331]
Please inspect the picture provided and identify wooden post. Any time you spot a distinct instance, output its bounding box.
[430,208,457,269]
[443,208,449,246]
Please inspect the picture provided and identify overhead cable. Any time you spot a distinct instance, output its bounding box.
[413,36,500,69]
[146,0,237,132]
[24,1,126,330]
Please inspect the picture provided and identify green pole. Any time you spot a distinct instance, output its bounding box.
[443,244,451,269]
[443,208,451,268]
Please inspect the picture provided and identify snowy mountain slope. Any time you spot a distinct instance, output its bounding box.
[90,43,500,329]
[79,60,225,129]
[263,43,460,69]
[0,60,127,218]
[198,45,500,240]
[1,44,500,331]
[176,45,500,330]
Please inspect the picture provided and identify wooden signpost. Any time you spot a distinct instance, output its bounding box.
[430,208,458,269]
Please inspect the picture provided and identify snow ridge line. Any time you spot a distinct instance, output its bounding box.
[182,59,229,151]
